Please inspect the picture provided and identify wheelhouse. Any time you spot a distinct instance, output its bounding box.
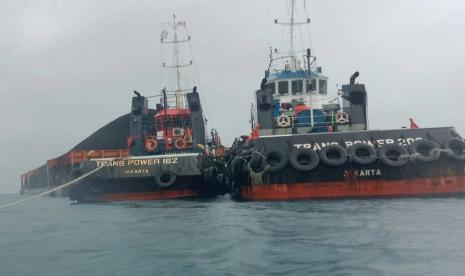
[254,66,346,135]
[154,108,194,151]
[265,68,328,97]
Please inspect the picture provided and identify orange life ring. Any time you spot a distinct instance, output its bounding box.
[144,138,157,152]
[335,112,349,124]
[174,138,187,149]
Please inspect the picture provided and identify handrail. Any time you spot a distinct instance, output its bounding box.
[274,113,348,128]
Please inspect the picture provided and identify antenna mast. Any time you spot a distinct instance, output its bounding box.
[173,15,182,92]
[161,14,193,108]
[274,0,310,70]
[290,0,295,59]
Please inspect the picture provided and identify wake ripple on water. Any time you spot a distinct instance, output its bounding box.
[1,194,465,275]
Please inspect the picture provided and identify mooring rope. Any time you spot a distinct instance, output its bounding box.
[0,165,105,210]
[247,162,270,186]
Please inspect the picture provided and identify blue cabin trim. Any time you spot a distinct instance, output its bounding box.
[267,70,327,82]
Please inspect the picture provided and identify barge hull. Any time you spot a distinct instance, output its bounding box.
[240,175,465,200]
[85,189,199,202]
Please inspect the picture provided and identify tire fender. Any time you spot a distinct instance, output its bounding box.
[319,144,347,166]
[379,144,409,167]
[155,170,177,188]
[442,138,465,161]
[265,150,288,173]
[349,143,377,165]
[289,148,320,172]
[410,139,440,162]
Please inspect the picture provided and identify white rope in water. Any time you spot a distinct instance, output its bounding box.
[0,165,105,210]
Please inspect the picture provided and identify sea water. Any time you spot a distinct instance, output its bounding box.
[1,194,465,275]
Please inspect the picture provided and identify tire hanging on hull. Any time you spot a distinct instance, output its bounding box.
[410,139,440,162]
[265,151,288,173]
[379,144,409,167]
[155,170,177,188]
[249,150,287,173]
[442,138,465,161]
[319,144,347,166]
[289,148,320,171]
[349,143,377,165]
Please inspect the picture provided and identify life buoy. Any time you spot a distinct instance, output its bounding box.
[410,139,440,162]
[155,170,176,188]
[442,138,465,161]
[379,144,409,167]
[289,148,320,171]
[336,112,349,124]
[319,144,347,166]
[349,143,377,165]
[144,137,157,152]
[277,114,291,127]
[174,138,187,149]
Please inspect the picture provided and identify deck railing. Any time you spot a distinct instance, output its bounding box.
[274,111,349,129]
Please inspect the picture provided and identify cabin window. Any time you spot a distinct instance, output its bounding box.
[265,82,275,94]
[291,80,303,94]
[319,79,327,94]
[173,117,182,128]
[163,118,172,129]
[183,118,192,128]
[278,81,289,95]
[306,79,316,92]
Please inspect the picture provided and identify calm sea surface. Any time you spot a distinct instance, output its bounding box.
[2,194,465,275]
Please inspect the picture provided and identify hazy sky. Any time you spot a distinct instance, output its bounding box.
[1,0,465,193]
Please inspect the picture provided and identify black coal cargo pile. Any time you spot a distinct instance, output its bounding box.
[72,109,156,150]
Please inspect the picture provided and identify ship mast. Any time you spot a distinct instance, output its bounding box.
[161,14,193,109]
[274,0,310,71]
[290,0,295,62]
[173,15,182,93]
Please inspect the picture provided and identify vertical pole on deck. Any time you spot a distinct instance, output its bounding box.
[310,108,314,127]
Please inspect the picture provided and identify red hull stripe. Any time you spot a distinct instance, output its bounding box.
[97,189,200,202]
[240,176,465,200]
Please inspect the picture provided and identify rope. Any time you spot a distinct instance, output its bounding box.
[0,165,106,210]
[247,162,270,186]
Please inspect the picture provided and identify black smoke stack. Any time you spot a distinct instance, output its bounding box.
[129,93,148,155]
[341,72,368,131]
[255,80,274,132]
[350,71,359,85]
[186,89,205,148]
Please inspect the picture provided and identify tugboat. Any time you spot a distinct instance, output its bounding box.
[64,15,223,202]
[68,90,210,202]
[19,16,227,202]
[69,16,227,202]
[225,1,465,200]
